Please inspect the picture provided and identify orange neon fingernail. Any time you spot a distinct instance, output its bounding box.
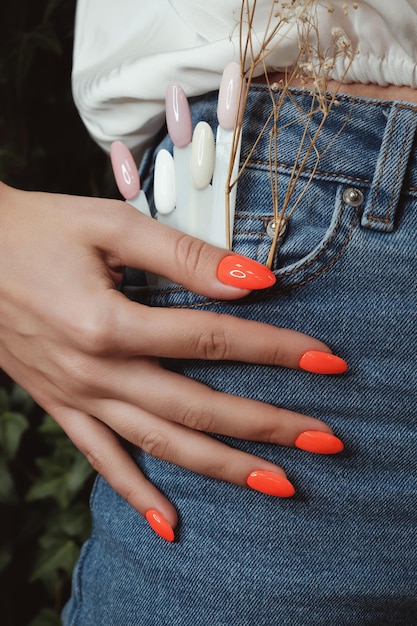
[145,509,175,542]
[299,350,348,375]
[295,430,344,454]
[217,255,276,290]
[246,470,295,498]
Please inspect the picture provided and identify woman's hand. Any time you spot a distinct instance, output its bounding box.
[0,183,346,541]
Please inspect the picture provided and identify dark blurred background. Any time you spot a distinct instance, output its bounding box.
[0,0,112,195]
[0,2,116,624]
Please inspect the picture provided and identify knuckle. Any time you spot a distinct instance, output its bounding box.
[73,312,114,355]
[203,458,231,482]
[139,429,171,460]
[120,485,139,509]
[195,320,230,361]
[59,351,102,394]
[84,445,106,476]
[174,234,209,278]
[179,400,216,433]
[268,343,287,367]
[258,424,281,445]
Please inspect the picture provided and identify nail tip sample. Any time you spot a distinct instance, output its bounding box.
[110,140,140,200]
[299,350,348,375]
[190,121,215,189]
[218,62,242,129]
[154,149,176,215]
[166,83,193,147]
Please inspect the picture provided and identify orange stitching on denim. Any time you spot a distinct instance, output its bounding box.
[234,229,265,235]
[247,88,417,194]
[279,199,346,279]
[236,205,358,303]
[233,215,278,237]
[247,160,371,187]
[367,106,399,222]
[276,206,359,293]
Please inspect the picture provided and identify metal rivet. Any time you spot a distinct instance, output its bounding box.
[343,187,364,207]
[267,219,287,238]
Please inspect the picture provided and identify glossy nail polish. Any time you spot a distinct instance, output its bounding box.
[217,255,276,290]
[190,121,215,190]
[154,149,176,215]
[165,83,193,148]
[246,470,295,497]
[299,350,348,375]
[217,61,243,130]
[295,430,344,454]
[110,141,140,201]
[145,509,175,542]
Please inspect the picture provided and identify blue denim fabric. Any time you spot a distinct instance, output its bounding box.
[63,87,417,625]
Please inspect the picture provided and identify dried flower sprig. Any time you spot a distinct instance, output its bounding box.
[226,0,358,267]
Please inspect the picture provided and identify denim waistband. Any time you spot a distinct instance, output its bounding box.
[243,85,417,233]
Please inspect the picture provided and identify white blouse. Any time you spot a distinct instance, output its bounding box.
[72,0,417,157]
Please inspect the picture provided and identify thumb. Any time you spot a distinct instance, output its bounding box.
[116,208,276,300]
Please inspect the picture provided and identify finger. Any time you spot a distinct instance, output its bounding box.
[98,290,337,369]
[135,307,330,367]
[97,399,295,496]
[98,205,271,299]
[91,361,335,449]
[52,406,178,539]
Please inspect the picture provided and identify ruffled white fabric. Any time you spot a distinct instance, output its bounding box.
[72,0,417,157]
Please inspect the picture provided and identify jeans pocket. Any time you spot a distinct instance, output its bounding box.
[124,181,360,310]
[268,180,360,292]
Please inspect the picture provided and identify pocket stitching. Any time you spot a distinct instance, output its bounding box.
[125,202,359,310]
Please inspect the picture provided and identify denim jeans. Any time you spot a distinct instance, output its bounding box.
[63,86,417,625]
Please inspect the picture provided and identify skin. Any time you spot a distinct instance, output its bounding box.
[259,72,417,103]
[0,181,335,530]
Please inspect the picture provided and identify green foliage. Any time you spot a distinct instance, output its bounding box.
[0,383,94,625]
[26,416,92,509]
[0,386,32,506]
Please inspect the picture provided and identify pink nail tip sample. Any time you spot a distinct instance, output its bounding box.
[110,141,139,200]
[166,83,193,147]
[217,62,242,130]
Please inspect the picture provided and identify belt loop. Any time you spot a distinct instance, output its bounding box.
[361,102,417,232]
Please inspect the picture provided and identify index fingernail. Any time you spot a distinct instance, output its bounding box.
[217,255,276,290]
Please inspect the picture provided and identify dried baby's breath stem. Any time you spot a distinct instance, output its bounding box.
[226,0,357,264]
[225,0,303,248]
